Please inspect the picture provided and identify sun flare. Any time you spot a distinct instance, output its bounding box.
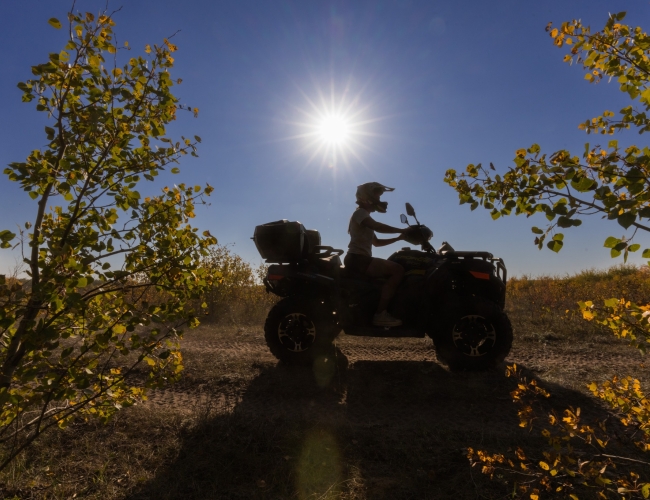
[317,114,350,145]
[287,85,379,169]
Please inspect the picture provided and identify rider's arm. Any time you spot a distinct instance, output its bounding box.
[361,217,406,235]
[373,234,403,247]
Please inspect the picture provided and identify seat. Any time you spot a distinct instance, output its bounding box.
[309,253,342,280]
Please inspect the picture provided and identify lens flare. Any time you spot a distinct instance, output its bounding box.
[297,429,342,499]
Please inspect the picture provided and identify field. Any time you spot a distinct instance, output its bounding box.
[2,267,650,499]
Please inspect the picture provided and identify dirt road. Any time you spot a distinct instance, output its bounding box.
[126,325,649,499]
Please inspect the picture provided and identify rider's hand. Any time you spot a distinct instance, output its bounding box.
[399,227,411,240]
[401,226,419,241]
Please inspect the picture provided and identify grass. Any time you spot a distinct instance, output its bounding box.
[2,266,650,499]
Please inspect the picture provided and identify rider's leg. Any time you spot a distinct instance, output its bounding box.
[366,258,404,313]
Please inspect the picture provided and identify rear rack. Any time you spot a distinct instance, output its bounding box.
[441,251,507,283]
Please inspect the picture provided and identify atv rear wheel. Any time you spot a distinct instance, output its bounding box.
[433,299,512,371]
[264,298,340,366]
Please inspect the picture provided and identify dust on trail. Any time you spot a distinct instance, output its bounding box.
[143,325,648,412]
[143,331,439,411]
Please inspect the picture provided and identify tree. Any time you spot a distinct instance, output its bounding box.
[446,12,650,498]
[0,9,217,469]
[444,11,650,347]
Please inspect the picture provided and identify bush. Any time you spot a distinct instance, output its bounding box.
[507,265,650,340]
[199,245,277,325]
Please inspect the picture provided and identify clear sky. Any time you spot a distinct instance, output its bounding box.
[1,0,649,277]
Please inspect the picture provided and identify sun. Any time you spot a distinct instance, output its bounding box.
[317,114,350,145]
[286,84,379,169]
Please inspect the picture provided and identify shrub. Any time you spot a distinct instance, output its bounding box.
[200,245,277,325]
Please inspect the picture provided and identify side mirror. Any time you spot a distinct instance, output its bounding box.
[400,214,408,224]
[405,203,415,217]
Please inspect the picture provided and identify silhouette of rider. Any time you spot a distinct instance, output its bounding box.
[345,182,409,327]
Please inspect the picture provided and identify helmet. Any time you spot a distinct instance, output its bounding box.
[355,182,395,213]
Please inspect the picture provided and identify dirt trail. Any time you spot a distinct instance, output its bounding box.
[125,325,650,500]
[144,326,648,412]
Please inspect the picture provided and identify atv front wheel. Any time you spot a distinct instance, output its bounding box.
[264,298,340,366]
[433,300,512,371]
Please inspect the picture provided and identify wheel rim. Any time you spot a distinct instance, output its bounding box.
[278,312,316,352]
[451,314,496,357]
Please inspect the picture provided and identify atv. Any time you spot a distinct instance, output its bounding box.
[254,203,512,371]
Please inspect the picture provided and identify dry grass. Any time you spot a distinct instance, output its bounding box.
[2,266,650,499]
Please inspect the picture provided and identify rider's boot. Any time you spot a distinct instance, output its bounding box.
[372,310,402,327]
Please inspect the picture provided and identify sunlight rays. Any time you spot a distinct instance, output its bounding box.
[285,79,383,173]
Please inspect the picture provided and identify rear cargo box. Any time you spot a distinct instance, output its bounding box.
[305,229,321,250]
[254,220,308,262]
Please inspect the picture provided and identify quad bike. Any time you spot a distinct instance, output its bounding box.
[253,203,512,371]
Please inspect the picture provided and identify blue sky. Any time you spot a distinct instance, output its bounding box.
[1,0,649,277]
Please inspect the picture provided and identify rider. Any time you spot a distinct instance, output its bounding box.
[345,182,409,327]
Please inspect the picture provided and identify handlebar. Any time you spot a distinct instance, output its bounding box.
[404,224,436,254]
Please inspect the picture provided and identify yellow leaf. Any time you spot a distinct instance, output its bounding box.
[164,38,178,52]
[539,461,550,470]
[145,44,151,54]
[531,495,539,500]
[641,482,650,498]
[570,495,579,500]
[551,28,558,38]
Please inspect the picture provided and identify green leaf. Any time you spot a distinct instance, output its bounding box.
[48,18,62,29]
[629,244,641,252]
[547,239,564,253]
[604,236,620,248]
[194,135,202,143]
[531,226,544,234]
[0,230,16,248]
[643,249,650,258]
[571,176,596,192]
[171,167,180,174]
[608,139,618,149]
[618,212,635,229]
[28,191,39,200]
[604,298,619,308]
